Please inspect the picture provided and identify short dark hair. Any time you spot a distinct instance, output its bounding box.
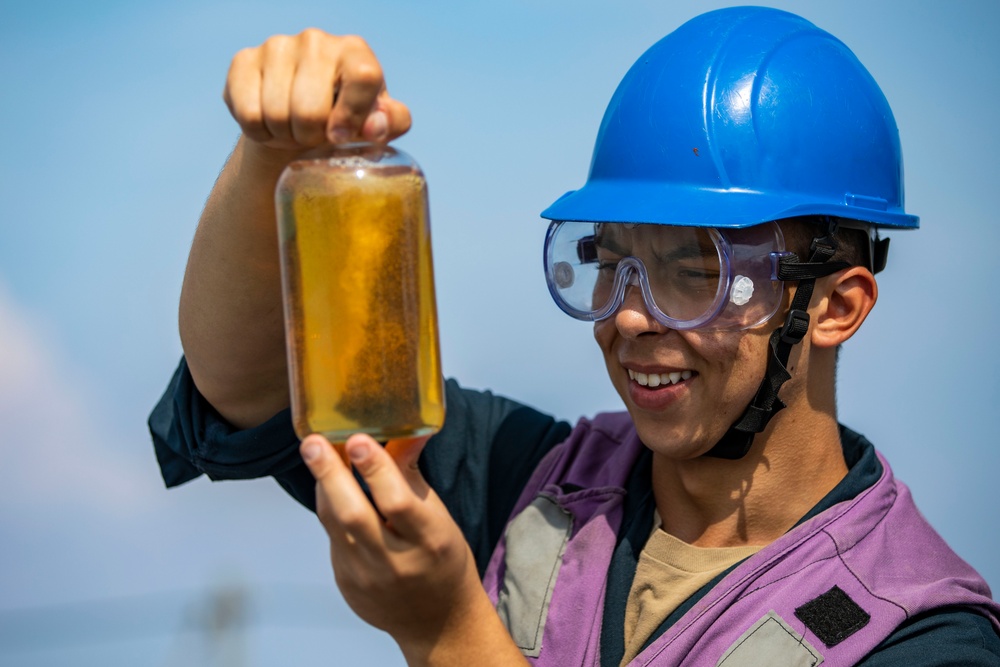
[777,216,878,368]
[778,216,874,271]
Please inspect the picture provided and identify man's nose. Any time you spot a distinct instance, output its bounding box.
[613,281,669,338]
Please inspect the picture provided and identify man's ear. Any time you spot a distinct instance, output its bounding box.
[810,266,878,349]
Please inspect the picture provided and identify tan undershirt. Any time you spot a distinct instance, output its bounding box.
[620,514,763,666]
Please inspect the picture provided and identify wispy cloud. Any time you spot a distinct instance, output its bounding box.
[0,282,152,515]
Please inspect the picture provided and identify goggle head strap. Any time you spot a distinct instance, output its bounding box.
[704,223,850,459]
[872,236,890,274]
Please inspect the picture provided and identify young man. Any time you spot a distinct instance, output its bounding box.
[150,7,1000,666]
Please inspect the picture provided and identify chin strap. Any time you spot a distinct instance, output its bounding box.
[704,222,852,460]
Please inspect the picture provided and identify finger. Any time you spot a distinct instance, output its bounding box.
[382,95,412,141]
[289,29,339,147]
[301,434,381,544]
[225,47,272,144]
[359,94,412,144]
[344,434,433,540]
[358,104,389,144]
[385,434,431,491]
[290,56,337,147]
[259,35,297,144]
[327,36,384,143]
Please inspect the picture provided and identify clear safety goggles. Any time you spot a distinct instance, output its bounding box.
[544,220,790,331]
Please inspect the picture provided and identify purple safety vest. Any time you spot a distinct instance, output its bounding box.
[482,413,1000,666]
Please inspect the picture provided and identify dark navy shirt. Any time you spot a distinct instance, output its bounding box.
[149,358,1000,666]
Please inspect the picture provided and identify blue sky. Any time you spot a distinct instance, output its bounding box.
[2,1,999,664]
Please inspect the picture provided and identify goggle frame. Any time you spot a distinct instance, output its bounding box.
[543,220,791,332]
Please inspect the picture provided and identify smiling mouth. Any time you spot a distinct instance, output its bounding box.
[627,369,693,387]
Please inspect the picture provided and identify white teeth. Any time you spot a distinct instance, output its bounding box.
[627,369,693,387]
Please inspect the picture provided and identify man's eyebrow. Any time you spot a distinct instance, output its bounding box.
[594,230,627,255]
[655,243,713,264]
[594,230,716,264]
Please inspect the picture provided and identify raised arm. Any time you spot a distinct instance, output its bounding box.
[179,29,412,428]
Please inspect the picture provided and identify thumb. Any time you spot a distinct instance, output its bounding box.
[360,93,411,143]
[300,434,349,480]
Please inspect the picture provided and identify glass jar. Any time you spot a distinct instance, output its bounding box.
[276,144,445,443]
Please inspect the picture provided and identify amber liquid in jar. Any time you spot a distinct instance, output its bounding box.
[276,145,445,443]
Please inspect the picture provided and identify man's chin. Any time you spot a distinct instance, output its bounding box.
[629,416,724,461]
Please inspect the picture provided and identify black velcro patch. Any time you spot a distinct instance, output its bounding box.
[794,586,871,647]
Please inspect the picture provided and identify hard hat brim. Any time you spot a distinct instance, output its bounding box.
[540,180,919,229]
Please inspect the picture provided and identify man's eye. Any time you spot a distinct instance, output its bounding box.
[595,253,622,270]
[677,268,717,279]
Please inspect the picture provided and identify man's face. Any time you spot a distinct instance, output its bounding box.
[592,225,776,459]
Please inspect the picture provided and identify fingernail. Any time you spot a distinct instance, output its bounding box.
[328,127,351,144]
[301,440,322,463]
[366,111,388,142]
[347,438,371,463]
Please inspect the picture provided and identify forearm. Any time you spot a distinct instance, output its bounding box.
[179,136,300,428]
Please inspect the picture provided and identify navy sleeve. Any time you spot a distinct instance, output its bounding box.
[858,610,1000,666]
[148,357,570,563]
[147,358,302,486]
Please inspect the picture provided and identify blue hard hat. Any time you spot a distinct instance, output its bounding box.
[541,7,918,229]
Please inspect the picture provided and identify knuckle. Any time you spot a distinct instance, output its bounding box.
[297,27,331,52]
[380,493,415,519]
[336,502,372,531]
[349,61,384,88]
[231,47,257,68]
[261,33,292,57]
[298,26,326,41]
[233,101,262,123]
[423,534,453,560]
[340,34,372,52]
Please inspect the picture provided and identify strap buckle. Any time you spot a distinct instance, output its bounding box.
[780,309,810,344]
